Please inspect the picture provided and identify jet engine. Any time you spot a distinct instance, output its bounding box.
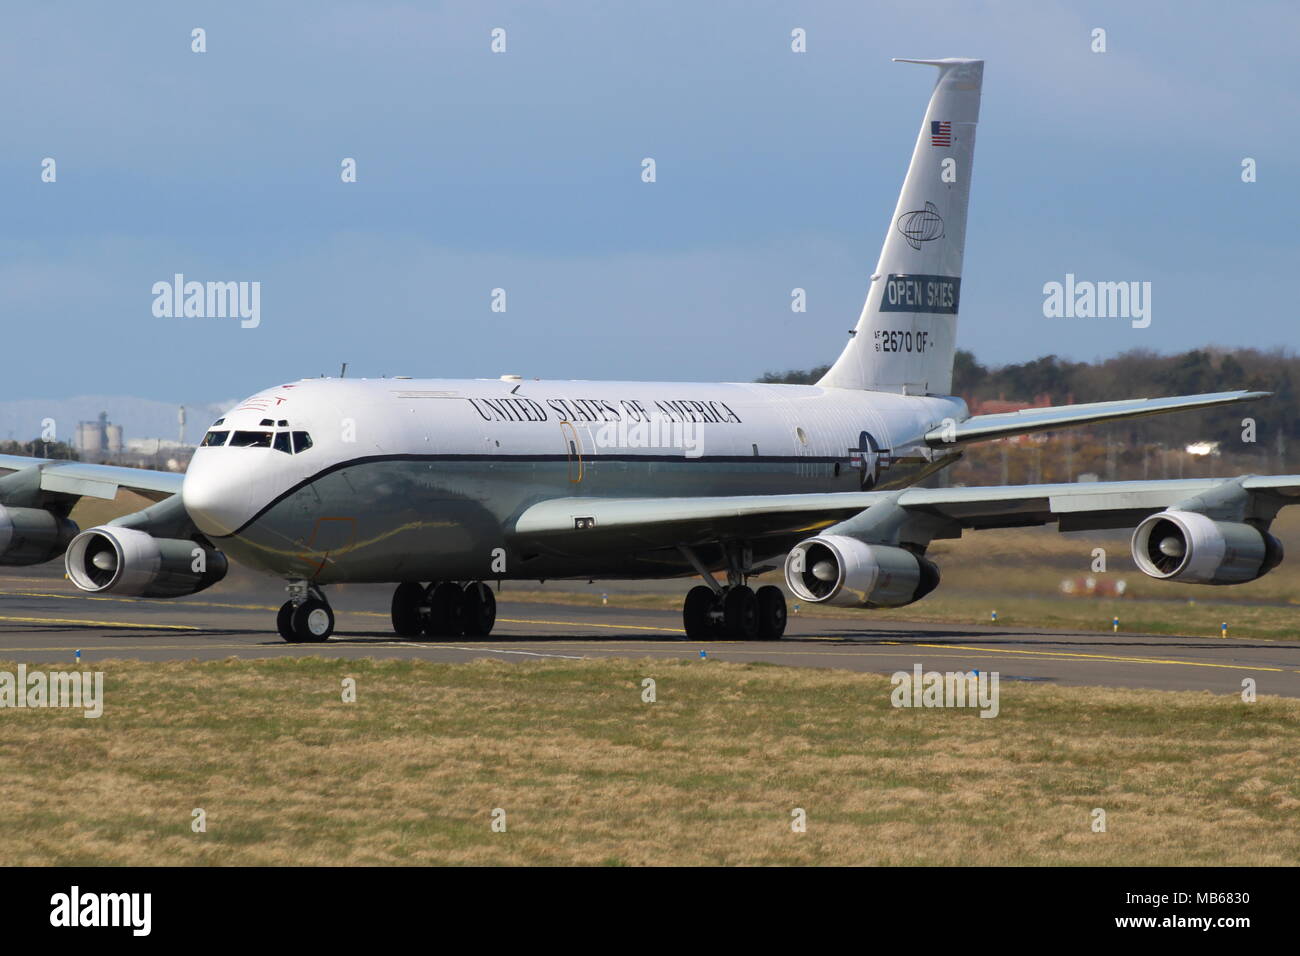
[0,504,78,565]
[65,526,228,598]
[784,535,940,608]
[1131,510,1283,585]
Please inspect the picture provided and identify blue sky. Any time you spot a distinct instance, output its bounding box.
[2,0,1296,402]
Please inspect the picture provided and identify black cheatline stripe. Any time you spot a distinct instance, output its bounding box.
[212,451,849,538]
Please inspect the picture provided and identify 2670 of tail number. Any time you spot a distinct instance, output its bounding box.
[875,329,931,353]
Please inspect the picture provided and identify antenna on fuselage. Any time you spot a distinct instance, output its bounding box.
[339,362,348,378]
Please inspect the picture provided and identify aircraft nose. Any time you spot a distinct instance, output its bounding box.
[182,454,256,537]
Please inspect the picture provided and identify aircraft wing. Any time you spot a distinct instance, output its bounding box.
[515,490,889,548]
[0,453,184,503]
[925,390,1268,446]
[511,475,1300,555]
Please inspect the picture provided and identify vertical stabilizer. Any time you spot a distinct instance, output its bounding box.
[818,58,983,395]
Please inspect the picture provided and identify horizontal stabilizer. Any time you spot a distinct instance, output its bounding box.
[924,390,1268,447]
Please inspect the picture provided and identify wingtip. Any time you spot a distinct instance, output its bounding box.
[893,56,984,67]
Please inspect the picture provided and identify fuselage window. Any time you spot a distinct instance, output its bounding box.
[229,431,272,448]
[291,431,313,454]
[272,431,292,454]
[200,430,229,447]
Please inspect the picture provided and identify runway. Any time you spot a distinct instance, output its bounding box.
[2,564,1298,697]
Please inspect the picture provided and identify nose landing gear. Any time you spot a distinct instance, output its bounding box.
[277,581,334,642]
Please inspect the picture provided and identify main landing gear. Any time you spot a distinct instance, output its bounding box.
[277,582,335,643]
[678,545,787,641]
[390,580,497,639]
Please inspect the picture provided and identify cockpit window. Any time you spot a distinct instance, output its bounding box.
[212,418,225,427]
[272,431,292,454]
[229,431,273,448]
[200,430,229,447]
[292,431,313,453]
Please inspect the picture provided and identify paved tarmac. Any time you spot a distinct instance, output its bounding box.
[2,564,1298,697]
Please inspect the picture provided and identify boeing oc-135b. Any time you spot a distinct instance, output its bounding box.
[2,58,1295,642]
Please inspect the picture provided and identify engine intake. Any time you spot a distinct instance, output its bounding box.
[0,505,78,566]
[1131,510,1282,585]
[65,526,228,598]
[784,535,939,608]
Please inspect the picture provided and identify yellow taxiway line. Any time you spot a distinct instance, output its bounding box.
[0,615,198,631]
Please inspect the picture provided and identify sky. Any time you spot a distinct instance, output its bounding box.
[1,0,1296,404]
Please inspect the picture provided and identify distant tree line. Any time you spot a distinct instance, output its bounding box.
[0,439,79,460]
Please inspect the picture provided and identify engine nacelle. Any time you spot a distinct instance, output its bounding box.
[0,504,78,565]
[1131,510,1283,585]
[784,535,940,608]
[65,526,228,598]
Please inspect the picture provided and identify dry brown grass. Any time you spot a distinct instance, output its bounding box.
[0,656,1296,866]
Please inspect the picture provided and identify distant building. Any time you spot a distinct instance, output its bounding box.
[74,412,110,457]
[72,405,195,462]
[965,392,1063,416]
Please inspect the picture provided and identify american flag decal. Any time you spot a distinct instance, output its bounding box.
[930,120,951,146]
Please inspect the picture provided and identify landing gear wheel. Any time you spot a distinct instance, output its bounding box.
[683,585,716,640]
[756,585,787,641]
[723,586,758,640]
[391,581,425,637]
[290,597,334,642]
[424,581,465,637]
[462,582,497,638]
[276,601,295,641]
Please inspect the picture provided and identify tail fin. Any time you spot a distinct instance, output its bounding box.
[818,58,983,396]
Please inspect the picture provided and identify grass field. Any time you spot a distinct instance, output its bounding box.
[2,656,1297,866]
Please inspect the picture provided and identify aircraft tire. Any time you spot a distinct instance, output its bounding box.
[683,585,715,640]
[391,581,425,637]
[276,601,295,641]
[290,597,334,642]
[462,581,497,637]
[756,585,787,640]
[424,581,465,637]
[723,586,759,640]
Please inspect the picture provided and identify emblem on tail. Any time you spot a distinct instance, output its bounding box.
[896,201,945,250]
